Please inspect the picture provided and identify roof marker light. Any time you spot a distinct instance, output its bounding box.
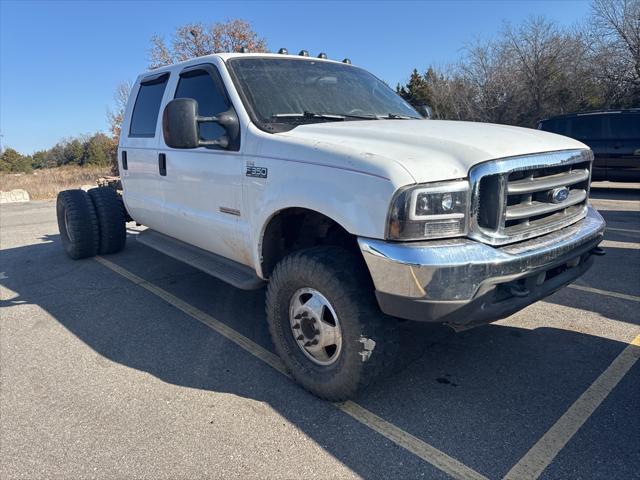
[239,47,249,53]
[318,52,327,59]
[278,48,288,54]
[342,58,352,64]
[299,50,309,57]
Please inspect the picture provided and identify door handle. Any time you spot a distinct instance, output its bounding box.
[158,153,167,176]
[121,150,128,170]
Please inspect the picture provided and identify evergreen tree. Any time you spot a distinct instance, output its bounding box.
[0,148,32,173]
[396,69,432,108]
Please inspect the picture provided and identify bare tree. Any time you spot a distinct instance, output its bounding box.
[428,69,477,121]
[502,17,573,124]
[588,0,640,106]
[592,0,640,78]
[106,81,132,174]
[459,39,518,123]
[149,19,268,69]
[149,35,173,68]
[107,81,132,141]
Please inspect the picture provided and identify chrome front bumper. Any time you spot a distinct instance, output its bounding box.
[358,206,606,325]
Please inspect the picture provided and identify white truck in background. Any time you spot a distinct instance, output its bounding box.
[57,51,605,400]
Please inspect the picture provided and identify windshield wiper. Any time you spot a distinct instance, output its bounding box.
[271,111,379,122]
[337,112,380,120]
[381,113,421,120]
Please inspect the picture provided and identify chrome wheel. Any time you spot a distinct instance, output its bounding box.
[289,287,343,366]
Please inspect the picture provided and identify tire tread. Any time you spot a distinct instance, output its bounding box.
[56,189,99,259]
[88,187,126,255]
[266,246,399,401]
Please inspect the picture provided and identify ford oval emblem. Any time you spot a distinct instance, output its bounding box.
[551,187,570,203]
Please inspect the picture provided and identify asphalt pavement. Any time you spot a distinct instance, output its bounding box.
[1,186,638,479]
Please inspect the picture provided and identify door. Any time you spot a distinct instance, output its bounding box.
[120,72,170,231]
[157,64,246,264]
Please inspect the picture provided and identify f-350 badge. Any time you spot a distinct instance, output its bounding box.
[246,161,268,178]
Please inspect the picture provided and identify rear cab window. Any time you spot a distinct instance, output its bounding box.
[129,73,169,137]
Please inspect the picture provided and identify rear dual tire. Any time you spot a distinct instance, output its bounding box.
[56,187,126,259]
[57,190,100,259]
[88,187,126,254]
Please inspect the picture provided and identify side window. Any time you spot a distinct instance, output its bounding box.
[175,69,229,142]
[569,116,605,141]
[129,74,169,137]
[609,114,640,140]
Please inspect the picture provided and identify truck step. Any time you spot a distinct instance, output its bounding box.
[136,230,265,290]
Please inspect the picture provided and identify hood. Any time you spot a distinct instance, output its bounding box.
[279,119,588,183]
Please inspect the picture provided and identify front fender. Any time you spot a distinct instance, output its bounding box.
[247,160,400,278]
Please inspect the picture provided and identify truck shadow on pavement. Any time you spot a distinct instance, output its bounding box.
[1,234,638,479]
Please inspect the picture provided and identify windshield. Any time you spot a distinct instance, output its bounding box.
[227,57,421,130]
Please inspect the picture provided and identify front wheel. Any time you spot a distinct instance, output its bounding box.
[266,246,398,401]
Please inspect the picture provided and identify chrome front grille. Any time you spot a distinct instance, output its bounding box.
[469,149,593,245]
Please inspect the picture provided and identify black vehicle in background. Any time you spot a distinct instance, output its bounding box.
[538,109,640,182]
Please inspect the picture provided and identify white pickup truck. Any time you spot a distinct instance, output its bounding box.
[57,51,605,400]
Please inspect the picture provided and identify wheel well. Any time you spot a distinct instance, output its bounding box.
[261,208,359,278]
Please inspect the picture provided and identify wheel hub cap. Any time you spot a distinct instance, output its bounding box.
[289,288,342,366]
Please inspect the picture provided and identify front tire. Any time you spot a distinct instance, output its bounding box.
[56,189,99,260]
[266,246,398,401]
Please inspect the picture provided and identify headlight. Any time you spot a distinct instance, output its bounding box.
[386,180,470,240]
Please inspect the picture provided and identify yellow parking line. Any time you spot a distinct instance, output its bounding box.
[606,227,640,235]
[95,256,488,480]
[339,401,488,480]
[504,334,640,480]
[600,239,640,250]
[94,256,289,376]
[590,198,639,212]
[568,284,640,303]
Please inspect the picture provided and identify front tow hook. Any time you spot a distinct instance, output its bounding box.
[509,284,531,298]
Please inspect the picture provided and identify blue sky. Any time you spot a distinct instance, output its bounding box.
[1,0,592,154]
